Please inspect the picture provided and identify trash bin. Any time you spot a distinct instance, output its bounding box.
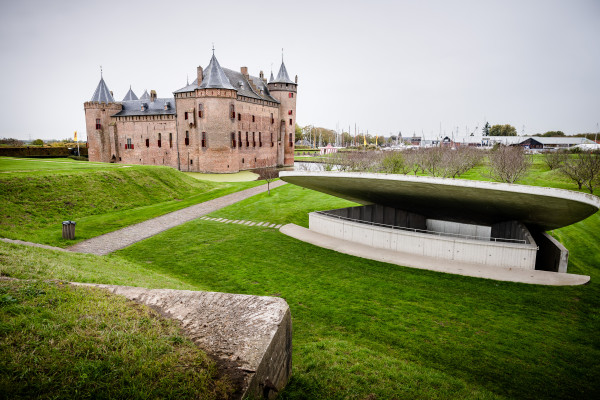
[62,221,76,240]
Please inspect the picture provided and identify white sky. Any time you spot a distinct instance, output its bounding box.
[0,0,598,141]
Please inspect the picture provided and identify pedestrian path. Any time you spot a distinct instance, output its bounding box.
[199,216,282,229]
[67,181,287,255]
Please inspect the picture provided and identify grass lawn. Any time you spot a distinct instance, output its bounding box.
[0,157,126,173]
[0,278,231,399]
[0,157,263,247]
[109,183,600,400]
[1,155,599,399]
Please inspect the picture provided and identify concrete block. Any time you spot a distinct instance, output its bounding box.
[73,284,292,400]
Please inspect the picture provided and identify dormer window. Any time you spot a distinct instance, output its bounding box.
[164,102,170,111]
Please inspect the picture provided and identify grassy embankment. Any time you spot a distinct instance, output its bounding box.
[0,157,262,247]
[1,156,599,399]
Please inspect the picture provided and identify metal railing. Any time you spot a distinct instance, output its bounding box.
[314,211,528,244]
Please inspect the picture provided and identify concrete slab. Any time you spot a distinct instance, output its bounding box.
[269,224,276,228]
[280,224,590,286]
[280,171,600,230]
[72,283,292,399]
[275,224,282,229]
[249,222,256,226]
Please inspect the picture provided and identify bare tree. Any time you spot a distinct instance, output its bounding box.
[543,150,568,170]
[487,145,531,183]
[254,158,279,195]
[379,151,410,174]
[561,151,600,194]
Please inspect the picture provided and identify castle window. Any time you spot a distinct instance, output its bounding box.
[289,119,293,126]
[230,104,235,119]
[289,133,293,147]
[169,133,172,148]
[201,132,207,148]
[158,133,162,148]
[185,112,188,120]
[289,93,294,98]
[145,138,150,147]
[270,113,274,124]
[288,110,293,115]
[237,113,241,121]
[238,131,242,148]
[259,132,262,147]
[185,131,189,146]
[245,132,249,147]
[252,132,256,147]
[190,159,193,165]
[198,104,204,118]
[252,115,255,123]
[231,132,236,148]
[270,132,274,147]
[126,138,133,149]
[95,119,101,129]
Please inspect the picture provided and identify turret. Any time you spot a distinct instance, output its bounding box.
[83,72,121,162]
[267,59,297,166]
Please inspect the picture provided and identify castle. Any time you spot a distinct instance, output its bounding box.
[84,51,297,172]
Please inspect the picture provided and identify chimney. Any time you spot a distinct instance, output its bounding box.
[241,66,249,78]
[150,90,157,102]
[197,66,203,85]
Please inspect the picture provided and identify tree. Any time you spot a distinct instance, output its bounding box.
[482,122,490,136]
[543,150,568,170]
[254,158,279,195]
[561,152,600,194]
[487,146,531,183]
[0,138,24,146]
[534,131,565,137]
[489,124,517,136]
[31,139,44,146]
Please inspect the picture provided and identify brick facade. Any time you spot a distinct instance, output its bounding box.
[84,55,297,173]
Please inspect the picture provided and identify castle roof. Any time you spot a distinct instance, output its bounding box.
[122,86,138,101]
[90,76,114,103]
[272,60,294,84]
[269,71,275,83]
[112,97,175,117]
[173,56,280,104]
[140,90,150,100]
[198,54,235,90]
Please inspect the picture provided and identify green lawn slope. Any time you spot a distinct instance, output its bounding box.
[0,158,262,247]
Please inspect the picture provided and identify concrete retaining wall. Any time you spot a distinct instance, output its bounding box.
[73,284,292,399]
[426,219,491,240]
[309,212,539,270]
[531,231,569,273]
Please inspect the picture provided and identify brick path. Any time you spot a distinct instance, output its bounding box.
[67,181,287,256]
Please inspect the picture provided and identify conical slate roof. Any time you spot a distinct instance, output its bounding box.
[140,90,150,100]
[90,76,114,103]
[198,54,235,90]
[122,86,138,101]
[272,61,294,84]
[269,71,275,83]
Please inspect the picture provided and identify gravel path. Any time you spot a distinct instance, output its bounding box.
[0,238,68,252]
[67,180,287,256]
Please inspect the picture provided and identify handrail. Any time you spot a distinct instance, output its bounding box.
[314,211,528,244]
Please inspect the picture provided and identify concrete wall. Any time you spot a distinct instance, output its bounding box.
[325,205,426,230]
[309,212,539,270]
[531,230,569,273]
[426,219,491,240]
[73,284,292,400]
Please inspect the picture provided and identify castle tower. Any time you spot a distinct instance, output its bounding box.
[268,58,297,166]
[84,72,122,162]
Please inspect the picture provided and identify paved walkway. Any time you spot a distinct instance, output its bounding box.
[279,223,591,286]
[68,181,287,255]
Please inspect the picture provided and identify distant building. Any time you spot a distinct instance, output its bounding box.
[84,52,298,172]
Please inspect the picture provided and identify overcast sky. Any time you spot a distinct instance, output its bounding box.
[0,0,598,141]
